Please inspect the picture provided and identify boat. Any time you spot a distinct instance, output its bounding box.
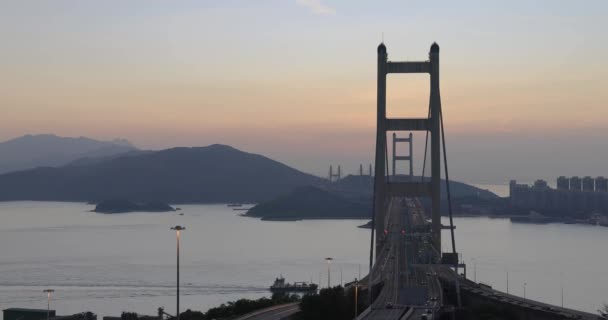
[269,276,318,293]
[227,203,242,207]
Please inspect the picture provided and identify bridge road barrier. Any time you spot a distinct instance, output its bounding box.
[399,307,414,320]
[233,303,299,320]
[355,306,372,320]
[437,270,601,320]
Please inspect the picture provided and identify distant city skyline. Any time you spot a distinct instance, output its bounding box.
[2,0,607,184]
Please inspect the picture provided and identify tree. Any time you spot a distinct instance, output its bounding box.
[299,286,353,320]
[120,312,138,320]
[599,303,608,316]
[61,312,97,320]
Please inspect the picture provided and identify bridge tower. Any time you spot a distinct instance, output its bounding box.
[372,42,443,257]
[392,132,414,178]
[328,165,341,182]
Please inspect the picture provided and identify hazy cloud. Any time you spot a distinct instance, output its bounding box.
[296,0,336,15]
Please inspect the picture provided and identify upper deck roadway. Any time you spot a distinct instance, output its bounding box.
[233,303,300,320]
[358,196,442,320]
[235,196,602,320]
[357,196,602,320]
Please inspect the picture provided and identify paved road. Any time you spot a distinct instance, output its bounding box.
[233,303,300,320]
[436,267,602,320]
[360,197,440,320]
[358,196,602,320]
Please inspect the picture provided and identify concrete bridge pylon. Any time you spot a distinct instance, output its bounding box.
[371,42,442,260]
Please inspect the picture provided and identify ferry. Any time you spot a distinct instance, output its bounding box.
[269,276,318,293]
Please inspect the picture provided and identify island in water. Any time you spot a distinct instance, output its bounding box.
[93,199,176,213]
[246,175,500,220]
[247,185,370,220]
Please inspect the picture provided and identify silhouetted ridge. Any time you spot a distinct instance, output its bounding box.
[0,145,323,203]
[326,174,498,200]
[247,186,370,219]
[0,134,137,174]
[247,174,499,219]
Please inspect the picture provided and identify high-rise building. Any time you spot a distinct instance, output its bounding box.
[596,176,608,192]
[570,176,582,191]
[557,176,569,190]
[534,179,549,189]
[583,176,595,192]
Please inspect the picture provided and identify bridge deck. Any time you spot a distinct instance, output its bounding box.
[359,197,441,320]
[358,197,601,320]
[437,267,601,320]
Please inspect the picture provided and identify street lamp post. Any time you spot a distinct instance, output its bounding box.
[43,289,54,320]
[523,282,527,300]
[171,226,185,320]
[472,258,477,282]
[325,257,333,288]
[318,271,322,288]
[560,272,564,308]
[354,278,358,318]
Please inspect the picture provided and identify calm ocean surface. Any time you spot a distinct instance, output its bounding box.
[1,200,606,318]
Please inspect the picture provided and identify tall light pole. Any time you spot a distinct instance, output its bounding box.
[472,258,477,282]
[354,278,358,318]
[171,226,185,320]
[523,282,527,300]
[43,289,54,320]
[560,272,564,308]
[506,270,509,294]
[325,257,333,288]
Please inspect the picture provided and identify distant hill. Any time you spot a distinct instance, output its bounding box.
[325,174,498,201]
[246,175,499,219]
[66,150,152,167]
[0,144,323,203]
[247,186,370,219]
[0,134,137,174]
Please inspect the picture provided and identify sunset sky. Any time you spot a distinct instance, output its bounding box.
[2,0,607,184]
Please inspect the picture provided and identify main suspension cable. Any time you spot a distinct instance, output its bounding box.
[385,135,390,183]
[368,162,376,305]
[439,106,457,256]
[421,104,431,181]
[367,133,390,305]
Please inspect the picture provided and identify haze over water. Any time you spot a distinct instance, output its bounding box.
[1,201,606,318]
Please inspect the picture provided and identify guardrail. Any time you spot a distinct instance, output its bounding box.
[233,302,299,320]
[400,307,414,320]
[355,306,372,320]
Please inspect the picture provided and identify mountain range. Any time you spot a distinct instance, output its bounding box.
[0,136,497,207]
[0,144,322,203]
[0,134,137,174]
[246,174,500,219]
[247,185,371,219]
